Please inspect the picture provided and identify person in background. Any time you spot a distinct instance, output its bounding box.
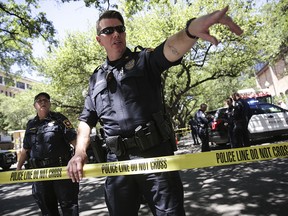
[278,100,288,109]
[188,116,200,145]
[232,92,251,148]
[17,92,79,216]
[67,7,243,216]
[223,97,235,148]
[194,103,213,152]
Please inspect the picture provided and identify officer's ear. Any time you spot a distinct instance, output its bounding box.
[96,36,103,46]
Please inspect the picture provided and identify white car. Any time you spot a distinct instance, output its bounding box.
[208,102,288,144]
[248,102,288,140]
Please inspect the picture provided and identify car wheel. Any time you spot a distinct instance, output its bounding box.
[1,165,11,171]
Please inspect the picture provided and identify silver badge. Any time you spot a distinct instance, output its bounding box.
[48,121,55,127]
[125,59,135,70]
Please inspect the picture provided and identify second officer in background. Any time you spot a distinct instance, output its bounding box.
[195,103,213,152]
[17,92,79,216]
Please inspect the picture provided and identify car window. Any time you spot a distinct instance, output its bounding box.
[258,104,283,114]
[214,108,226,120]
[250,108,263,115]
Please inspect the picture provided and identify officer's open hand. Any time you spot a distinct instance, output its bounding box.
[67,152,88,183]
[190,6,243,45]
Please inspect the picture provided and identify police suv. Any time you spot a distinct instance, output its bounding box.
[208,102,288,145]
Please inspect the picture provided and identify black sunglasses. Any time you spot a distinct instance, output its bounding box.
[98,25,126,35]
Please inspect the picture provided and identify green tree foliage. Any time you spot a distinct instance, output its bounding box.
[0,92,35,130]
[1,0,286,130]
[124,0,269,126]
[259,0,288,59]
[35,29,105,123]
[0,0,57,74]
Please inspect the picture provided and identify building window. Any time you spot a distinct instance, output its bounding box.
[16,81,25,89]
[0,76,3,84]
[26,83,32,90]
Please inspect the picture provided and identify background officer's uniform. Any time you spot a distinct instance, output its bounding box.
[80,42,185,215]
[232,98,250,147]
[195,109,210,152]
[23,111,79,216]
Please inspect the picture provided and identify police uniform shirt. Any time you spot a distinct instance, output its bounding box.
[23,112,77,159]
[195,109,209,126]
[79,42,182,137]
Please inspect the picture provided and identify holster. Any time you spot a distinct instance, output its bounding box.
[90,134,107,163]
[135,121,160,151]
[106,136,126,157]
[152,111,177,151]
[28,158,37,169]
[105,121,162,156]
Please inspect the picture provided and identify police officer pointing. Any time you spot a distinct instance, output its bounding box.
[67,7,243,215]
[17,92,79,216]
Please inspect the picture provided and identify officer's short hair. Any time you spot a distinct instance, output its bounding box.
[34,92,50,103]
[232,92,241,99]
[226,97,233,103]
[200,103,207,109]
[96,10,125,35]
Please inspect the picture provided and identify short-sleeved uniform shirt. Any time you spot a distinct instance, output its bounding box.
[23,112,77,159]
[79,42,182,137]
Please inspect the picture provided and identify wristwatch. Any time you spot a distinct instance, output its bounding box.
[185,18,199,39]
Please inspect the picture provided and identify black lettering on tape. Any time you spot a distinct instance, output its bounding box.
[118,163,130,172]
[216,151,236,164]
[131,163,138,171]
[259,147,272,159]
[10,171,24,181]
[33,170,39,179]
[150,158,167,170]
[250,149,259,159]
[48,168,62,178]
[236,149,250,161]
[101,163,118,174]
[272,145,288,157]
[138,162,149,171]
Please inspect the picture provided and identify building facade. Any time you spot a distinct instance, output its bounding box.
[0,71,40,97]
[255,52,288,107]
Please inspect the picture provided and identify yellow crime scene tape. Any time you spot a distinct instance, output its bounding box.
[1,142,288,185]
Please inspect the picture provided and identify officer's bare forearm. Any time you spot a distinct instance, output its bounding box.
[164,30,196,62]
[75,121,91,154]
[16,148,28,170]
[163,6,243,63]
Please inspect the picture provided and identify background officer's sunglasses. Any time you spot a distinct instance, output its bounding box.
[98,25,126,35]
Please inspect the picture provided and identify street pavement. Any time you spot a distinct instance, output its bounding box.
[1,137,288,216]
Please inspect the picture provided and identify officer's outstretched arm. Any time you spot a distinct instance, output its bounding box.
[163,6,243,62]
[67,121,91,182]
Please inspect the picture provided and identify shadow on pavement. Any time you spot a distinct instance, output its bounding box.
[1,138,288,216]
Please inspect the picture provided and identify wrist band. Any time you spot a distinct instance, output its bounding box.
[185,18,199,39]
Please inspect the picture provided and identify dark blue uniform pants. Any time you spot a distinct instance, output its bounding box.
[233,121,250,148]
[32,179,79,216]
[105,171,185,216]
[198,127,210,152]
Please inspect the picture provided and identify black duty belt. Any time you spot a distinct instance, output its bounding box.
[105,122,161,157]
[122,137,138,149]
[29,155,71,168]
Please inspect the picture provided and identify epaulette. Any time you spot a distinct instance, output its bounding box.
[134,45,144,52]
[51,112,74,129]
[92,66,101,75]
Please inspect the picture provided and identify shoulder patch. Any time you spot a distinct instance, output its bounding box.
[63,119,73,129]
[125,59,135,70]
